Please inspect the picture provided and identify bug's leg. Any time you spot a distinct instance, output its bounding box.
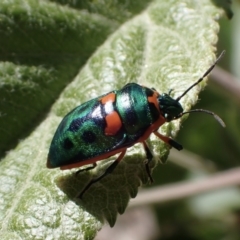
[154,131,183,151]
[75,163,97,175]
[142,141,154,183]
[78,150,126,199]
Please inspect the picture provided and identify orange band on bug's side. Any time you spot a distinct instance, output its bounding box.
[100,92,116,104]
[105,111,122,136]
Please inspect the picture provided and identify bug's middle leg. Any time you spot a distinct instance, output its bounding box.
[142,141,154,183]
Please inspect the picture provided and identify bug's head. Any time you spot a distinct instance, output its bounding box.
[158,51,226,127]
[158,93,183,122]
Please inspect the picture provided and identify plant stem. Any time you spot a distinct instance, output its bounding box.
[130,167,240,207]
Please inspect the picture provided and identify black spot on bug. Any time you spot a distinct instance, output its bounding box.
[63,138,74,150]
[69,118,83,132]
[148,102,159,122]
[125,108,138,126]
[81,130,96,143]
[145,87,155,97]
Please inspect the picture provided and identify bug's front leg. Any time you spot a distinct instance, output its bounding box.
[154,131,183,150]
[78,149,127,199]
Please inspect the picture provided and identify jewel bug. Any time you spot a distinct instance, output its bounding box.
[47,51,225,198]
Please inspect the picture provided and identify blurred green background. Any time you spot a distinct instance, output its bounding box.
[147,2,240,239]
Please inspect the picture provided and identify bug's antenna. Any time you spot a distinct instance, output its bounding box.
[179,109,226,127]
[175,51,225,102]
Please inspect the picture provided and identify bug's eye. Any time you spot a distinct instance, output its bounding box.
[164,113,175,122]
[164,113,170,120]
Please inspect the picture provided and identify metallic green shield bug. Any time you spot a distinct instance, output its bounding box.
[48,51,225,198]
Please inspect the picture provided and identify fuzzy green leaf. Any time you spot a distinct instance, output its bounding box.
[0,0,224,239]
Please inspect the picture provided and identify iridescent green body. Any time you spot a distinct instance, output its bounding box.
[47,83,176,169]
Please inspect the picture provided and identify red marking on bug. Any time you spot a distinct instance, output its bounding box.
[100,92,122,136]
[147,91,160,112]
[100,92,116,104]
[105,111,122,136]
